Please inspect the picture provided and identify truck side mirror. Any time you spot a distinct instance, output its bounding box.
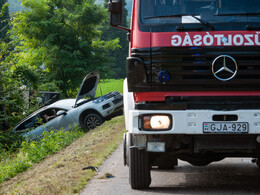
[108,0,122,26]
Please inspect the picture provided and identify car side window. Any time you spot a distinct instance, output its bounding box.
[16,114,43,131]
[43,109,57,122]
[41,108,67,122]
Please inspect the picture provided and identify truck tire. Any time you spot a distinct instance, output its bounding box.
[123,133,127,166]
[256,158,260,169]
[129,147,151,189]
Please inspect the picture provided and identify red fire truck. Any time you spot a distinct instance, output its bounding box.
[109,0,260,189]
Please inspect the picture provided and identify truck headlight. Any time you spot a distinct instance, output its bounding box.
[139,114,172,131]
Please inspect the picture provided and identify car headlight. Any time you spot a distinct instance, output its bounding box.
[93,97,106,104]
[139,114,172,131]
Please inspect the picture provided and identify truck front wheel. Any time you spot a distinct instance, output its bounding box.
[256,158,260,169]
[129,147,151,189]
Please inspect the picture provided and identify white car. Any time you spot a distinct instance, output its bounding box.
[13,71,123,137]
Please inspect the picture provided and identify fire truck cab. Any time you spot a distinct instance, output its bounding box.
[109,0,260,189]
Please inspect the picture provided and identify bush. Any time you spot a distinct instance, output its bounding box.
[0,131,25,154]
[0,126,84,183]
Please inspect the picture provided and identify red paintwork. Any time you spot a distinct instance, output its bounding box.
[131,0,150,49]
[134,92,260,102]
[130,0,260,48]
[152,31,260,47]
[130,0,260,102]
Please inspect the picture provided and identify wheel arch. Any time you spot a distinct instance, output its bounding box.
[79,109,103,129]
[124,78,134,131]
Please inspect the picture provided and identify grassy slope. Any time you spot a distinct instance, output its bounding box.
[95,79,124,97]
[0,116,125,195]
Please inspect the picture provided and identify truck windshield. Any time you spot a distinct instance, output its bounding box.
[140,0,260,26]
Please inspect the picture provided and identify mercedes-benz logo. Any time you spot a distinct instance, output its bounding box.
[212,55,238,81]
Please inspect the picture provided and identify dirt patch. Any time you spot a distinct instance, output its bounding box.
[98,172,115,179]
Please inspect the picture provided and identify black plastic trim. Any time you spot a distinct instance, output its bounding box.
[102,103,111,110]
[130,46,260,92]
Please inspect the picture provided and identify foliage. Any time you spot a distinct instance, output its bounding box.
[0,0,124,131]
[0,131,24,154]
[0,116,125,194]
[11,0,120,97]
[0,0,9,40]
[0,2,40,130]
[0,41,42,130]
[0,43,26,130]
[100,0,129,79]
[0,126,84,183]
[38,82,61,93]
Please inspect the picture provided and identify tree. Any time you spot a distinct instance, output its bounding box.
[11,0,119,96]
[101,0,129,78]
[0,1,43,131]
[0,40,27,131]
[0,0,9,40]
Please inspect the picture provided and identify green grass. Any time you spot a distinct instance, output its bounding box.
[67,79,124,99]
[0,126,84,184]
[0,116,125,195]
[95,79,124,97]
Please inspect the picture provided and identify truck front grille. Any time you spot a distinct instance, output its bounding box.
[131,47,260,92]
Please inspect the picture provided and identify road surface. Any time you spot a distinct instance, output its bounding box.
[81,143,260,195]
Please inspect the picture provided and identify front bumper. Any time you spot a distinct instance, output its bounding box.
[128,109,260,134]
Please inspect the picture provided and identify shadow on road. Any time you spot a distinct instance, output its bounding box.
[141,159,260,194]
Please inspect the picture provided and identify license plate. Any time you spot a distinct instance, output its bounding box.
[203,122,249,133]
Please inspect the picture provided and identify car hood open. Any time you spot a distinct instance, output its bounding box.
[74,71,100,107]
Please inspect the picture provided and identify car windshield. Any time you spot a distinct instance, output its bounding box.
[141,0,260,25]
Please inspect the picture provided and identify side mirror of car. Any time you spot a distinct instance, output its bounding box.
[57,110,67,116]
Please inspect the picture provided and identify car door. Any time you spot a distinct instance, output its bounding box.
[39,108,74,131]
[15,113,42,130]
[24,108,73,137]
[14,113,47,137]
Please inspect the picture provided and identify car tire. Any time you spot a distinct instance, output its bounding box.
[83,113,104,130]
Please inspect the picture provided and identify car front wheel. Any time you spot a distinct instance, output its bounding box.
[83,113,104,130]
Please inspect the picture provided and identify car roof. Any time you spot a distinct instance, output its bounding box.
[50,99,75,109]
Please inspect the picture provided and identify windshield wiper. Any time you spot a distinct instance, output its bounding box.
[144,14,214,30]
[192,15,214,30]
[215,12,260,16]
[144,14,186,19]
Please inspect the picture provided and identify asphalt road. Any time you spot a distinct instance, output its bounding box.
[81,143,260,195]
